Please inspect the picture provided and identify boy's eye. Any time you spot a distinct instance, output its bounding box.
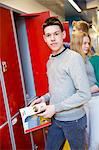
[55,32,60,35]
[46,34,51,37]
[45,31,60,37]
[55,32,59,35]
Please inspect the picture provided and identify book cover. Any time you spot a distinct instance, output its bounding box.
[19,103,51,134]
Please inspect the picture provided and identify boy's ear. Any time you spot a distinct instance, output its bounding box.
[63,30,66,39]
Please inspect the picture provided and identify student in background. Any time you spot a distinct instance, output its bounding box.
[89,51,99,150]
[31,17,91,150]
[72,20,89,34]
[72,20,95,55]
[70,32,99,93]
[89,52,99,89]
[72,20,99,88]
[70,31,99,150]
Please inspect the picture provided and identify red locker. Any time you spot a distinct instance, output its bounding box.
[15,11,51,150]
[0,124,12,149]
[24,12,51,96]
[0,84,7,126]
[0,83,12,149]
[12,114,32,149]
[32,128,48,150]
[0,6,70,149]
[0,7,32,149]
[0,7,25,117]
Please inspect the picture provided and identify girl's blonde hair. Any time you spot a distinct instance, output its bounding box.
[70,32,92,60]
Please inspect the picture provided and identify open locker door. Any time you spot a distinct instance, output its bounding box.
[14,11,51,150]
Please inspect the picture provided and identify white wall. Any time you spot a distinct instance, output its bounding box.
[0,0,64,20]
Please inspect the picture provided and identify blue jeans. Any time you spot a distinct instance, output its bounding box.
[45,115,87,150]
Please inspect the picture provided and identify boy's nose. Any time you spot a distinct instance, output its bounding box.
[51,35,55,41]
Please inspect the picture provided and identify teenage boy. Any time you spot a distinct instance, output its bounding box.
[31,17,91,150]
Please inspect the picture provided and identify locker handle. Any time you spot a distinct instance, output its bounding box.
[1,61,7,72]
[12,117,17,125]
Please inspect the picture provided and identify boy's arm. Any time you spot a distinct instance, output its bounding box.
[43,92,50,102]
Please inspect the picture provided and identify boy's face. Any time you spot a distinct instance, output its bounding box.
[43,25,66,54]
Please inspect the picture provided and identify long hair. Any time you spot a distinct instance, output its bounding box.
[70,32,92,60]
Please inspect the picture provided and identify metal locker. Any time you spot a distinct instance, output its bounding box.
[0,7,33,149]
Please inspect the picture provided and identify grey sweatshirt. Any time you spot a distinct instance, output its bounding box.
[43,48,91,121]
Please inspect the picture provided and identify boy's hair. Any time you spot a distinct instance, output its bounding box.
[72,20,89,33]
[42,17,64,32]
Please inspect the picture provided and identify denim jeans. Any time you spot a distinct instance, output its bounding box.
[45,115,87,150]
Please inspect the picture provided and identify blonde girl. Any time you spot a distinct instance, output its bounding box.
[70,31,99,150]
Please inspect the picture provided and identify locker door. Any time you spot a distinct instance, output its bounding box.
[0,84,12,149]
[0,81,7,126]
[25,12,51,96]
[0,124,12,149]
[0,7,33,149]
[32,129,45,150]
[14,11,51,150]
[0,7,25,117]
[12,114,32,149]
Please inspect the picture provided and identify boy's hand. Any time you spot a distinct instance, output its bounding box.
[38,105,55,118]
[30,96,45,106]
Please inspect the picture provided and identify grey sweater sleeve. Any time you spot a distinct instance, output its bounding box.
[55,54,91,112]
[43,92,50,102]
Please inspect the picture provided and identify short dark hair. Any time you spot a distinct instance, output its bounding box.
[42,17,64,32]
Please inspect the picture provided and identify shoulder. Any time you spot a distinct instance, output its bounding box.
[65,49,85,69]
[67,48,83,60]
[90,55,99,59]
[90,55,99,63]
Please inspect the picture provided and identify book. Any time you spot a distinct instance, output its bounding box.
[19,103,51,134]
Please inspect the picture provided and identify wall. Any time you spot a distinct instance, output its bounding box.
[0,0,64,20]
